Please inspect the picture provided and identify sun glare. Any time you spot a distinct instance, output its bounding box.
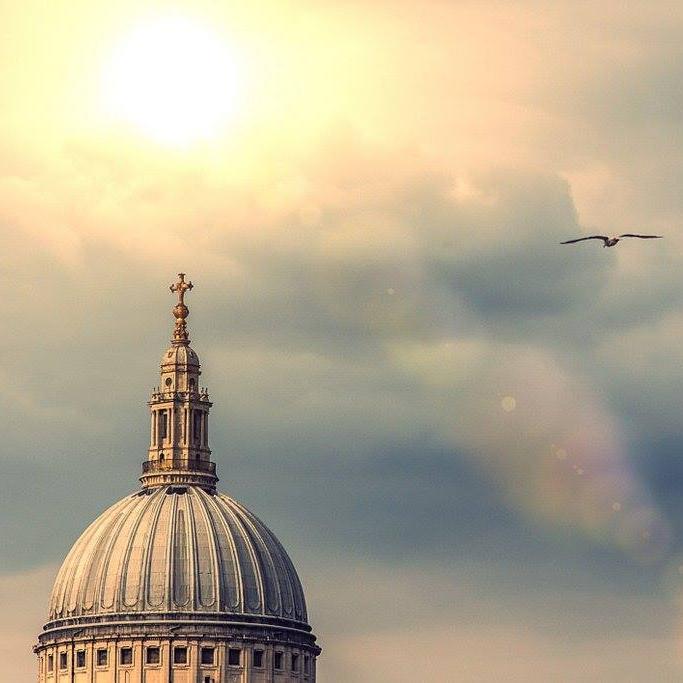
[103,16,242,145]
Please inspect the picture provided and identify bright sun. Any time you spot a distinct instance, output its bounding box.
[103,17,242,145]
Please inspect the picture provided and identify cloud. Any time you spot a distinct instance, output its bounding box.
[324,625,682,683]
[0,130,672,573]
[389,337,671,561]
[596,312,683,437]
[305,561,682,683]
[0,565,56,680]
[3,3,683,680]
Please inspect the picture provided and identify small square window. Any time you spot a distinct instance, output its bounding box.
[76,650,86,668]
[173,647,188,665]
[291,653,299,672]
[201,647,215,665]
[59,652,68,670]
[96,649,108,666]
[47,654,54,672]
[253,649,264,668]
[274,651,283,669]
[120,647,133,666]
[146,647,160,665]
[228,648,241,666]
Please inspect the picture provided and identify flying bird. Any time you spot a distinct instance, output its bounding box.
[561,233,662,247]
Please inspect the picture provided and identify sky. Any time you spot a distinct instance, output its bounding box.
[3,0,683,680]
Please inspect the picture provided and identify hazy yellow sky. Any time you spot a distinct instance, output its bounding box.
[4,1,683,681]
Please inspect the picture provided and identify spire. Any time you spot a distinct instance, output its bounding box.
[170,272,193,344]
[140,274,218,492]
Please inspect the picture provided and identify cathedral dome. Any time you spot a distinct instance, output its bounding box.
[47,485,309,631]
[36,274,320,681]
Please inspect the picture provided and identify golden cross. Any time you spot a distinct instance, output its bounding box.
[170,273,193,306]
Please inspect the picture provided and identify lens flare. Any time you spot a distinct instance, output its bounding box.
[393,339,672,564]
[501,395,517,412]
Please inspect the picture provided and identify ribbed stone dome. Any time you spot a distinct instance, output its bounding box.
[36,277,320,683]
[47,485,308,629]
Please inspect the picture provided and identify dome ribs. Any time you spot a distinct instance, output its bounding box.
[83,510,128,614]
[165,491,179,611]
[230,500,283,616]
[121,489,165,610]
[172,506,190,607]
[181,490,201,610]
[107,493,154,611]
[278,540,307,622]
[95,498,145,615]
[202,488,242,611]
[50,498,124,619]
[216,496,263,613]
[189,488,219,609]
[45,487,311,627]
[234,500,300,620]
[147,490,172,609]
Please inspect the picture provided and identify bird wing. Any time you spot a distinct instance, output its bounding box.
[560,236,609,244]
[619,233,662,239]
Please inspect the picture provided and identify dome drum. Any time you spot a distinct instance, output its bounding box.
[36,638,317,682]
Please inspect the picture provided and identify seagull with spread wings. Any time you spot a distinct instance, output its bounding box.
[561,233,662,247]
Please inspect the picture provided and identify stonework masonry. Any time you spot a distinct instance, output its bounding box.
[37,639,316,682]
[35,274,321,682]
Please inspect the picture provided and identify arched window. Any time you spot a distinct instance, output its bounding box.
[159,411,168,441]
[192,410,202,445]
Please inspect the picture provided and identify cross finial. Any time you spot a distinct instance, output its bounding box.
[170,273,193,304]
[169,273,194,344]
